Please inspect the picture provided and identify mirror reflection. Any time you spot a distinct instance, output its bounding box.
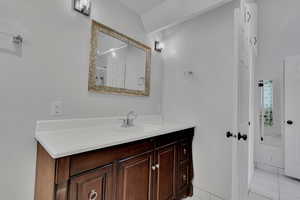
[95,32,146,91]
[89,21,151,96]
[258,80,281,146]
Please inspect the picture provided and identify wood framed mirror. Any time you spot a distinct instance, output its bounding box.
[88,20,151,96]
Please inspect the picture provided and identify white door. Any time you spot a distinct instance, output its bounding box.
[284,56,300,179]
[232,8,251,200]
[237,59,250,200]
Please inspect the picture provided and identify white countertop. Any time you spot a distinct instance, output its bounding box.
[35,115,196,159]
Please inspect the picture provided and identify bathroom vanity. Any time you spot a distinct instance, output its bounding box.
[34,117,195,200]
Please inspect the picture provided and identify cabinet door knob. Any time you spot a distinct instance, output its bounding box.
[152,166,156,171]
[183,148,187,155]
[155,164,160,169]
[89,190,98,200]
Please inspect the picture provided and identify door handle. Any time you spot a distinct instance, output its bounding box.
[238,132,247,141]
[226,131,237,138]
[287,120,294,125]
[89,190,98,200]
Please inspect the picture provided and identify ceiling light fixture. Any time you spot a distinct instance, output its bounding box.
[74,0,91,16]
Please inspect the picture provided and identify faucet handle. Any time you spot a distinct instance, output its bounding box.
[126,111,137,127]
[119,118,128,127]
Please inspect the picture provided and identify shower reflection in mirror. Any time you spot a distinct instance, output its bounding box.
[258,80,281,147]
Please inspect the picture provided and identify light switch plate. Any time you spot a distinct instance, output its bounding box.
[51,100,63,116]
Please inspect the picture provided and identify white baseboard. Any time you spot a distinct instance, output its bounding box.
[187,185,224,200]
[254,161,284,175]
[248,192,272,200]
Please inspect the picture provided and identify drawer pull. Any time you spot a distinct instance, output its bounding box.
[89,190,98,200]
[183,174,187,182]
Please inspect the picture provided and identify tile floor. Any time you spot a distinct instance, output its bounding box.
[248,192,272,200]
[250,169,300,200]
[186,168,300,200]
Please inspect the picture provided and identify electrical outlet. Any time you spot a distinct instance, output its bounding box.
[51,100,63,116]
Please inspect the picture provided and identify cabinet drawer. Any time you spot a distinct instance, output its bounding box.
[70,139,153,176]
[69,165,113,200]
[156,128,194,148]
[178,140,191,162]
[177,163,190,191]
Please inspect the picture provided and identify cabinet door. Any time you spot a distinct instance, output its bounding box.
[69,165,113,200]
[117,152,154,200]
[155,145,175,200]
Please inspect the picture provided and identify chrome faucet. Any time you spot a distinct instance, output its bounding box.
[121,111,138,127]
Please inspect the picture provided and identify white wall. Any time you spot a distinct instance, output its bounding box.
[254,0,300,170]
[0,0,162,199]
[161,2,236,199]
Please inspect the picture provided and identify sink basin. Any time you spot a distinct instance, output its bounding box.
[113,125,145,132]
[112,124,163,134]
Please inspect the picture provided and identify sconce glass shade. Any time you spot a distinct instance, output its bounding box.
[155,41,164,52]
[74,0,91,16]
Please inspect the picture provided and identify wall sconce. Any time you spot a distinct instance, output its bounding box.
[154,41,164,52]
[74,0,91,16]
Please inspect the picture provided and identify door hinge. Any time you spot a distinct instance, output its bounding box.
[258,80,264,87]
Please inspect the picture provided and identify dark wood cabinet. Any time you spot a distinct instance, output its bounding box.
[177,163,190,191]
[117,152,154,200]
[176,139,193,199]
[69,165,113,200]
[35,128,194,200]
[155,145,175,200]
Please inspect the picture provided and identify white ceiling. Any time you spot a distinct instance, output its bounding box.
[119,0,233,33]
[141,0,232,33]
[119,0,166,15]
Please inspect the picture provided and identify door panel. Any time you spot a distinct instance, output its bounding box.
[69,165,113,200]
[284,56,300,179]
[233,7,251,200]
[117,153,154,200]
[156,145,175,200]
[238,51,250,200]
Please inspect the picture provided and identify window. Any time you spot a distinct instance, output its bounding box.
[263,80,273,127]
